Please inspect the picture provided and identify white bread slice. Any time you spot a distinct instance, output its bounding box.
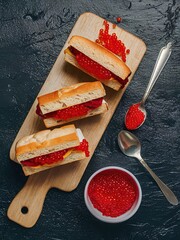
[15,125,88,176]
[64,35,131,91]
[16,124,80,162]
[38,81,106,115]
[43,101,108,128]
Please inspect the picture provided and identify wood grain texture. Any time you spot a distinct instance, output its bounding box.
[7,12,146,227]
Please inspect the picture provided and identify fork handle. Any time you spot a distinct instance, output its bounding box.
[138,156,178,205]
[141,42,172,105]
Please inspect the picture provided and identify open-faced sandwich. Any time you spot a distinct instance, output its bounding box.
[36,81,108,128]
[15,124,89,176]
[64,35,131,91]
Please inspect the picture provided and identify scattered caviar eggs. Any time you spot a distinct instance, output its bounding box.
[116,17,122,23]
[96,20,130,62]
[84,167,142,223]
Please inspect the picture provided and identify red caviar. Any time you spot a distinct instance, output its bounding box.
[76,52,112,80]
[96,20,130,62]
[88,169,138,217]
[126,49,130,54]
[116,17,122,23]
[112,23,117,29]
[21,139,89,167]
[36,98,103,120]
[125,103,145,130]
[70,47,128,89]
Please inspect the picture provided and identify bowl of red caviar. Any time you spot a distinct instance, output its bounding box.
[84,166,142,223]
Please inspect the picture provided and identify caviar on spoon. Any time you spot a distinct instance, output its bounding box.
[125,42,172,130]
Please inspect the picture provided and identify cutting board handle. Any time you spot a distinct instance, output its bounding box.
[7,173,50,228]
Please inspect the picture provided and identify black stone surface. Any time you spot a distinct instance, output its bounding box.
[0,0,180,239]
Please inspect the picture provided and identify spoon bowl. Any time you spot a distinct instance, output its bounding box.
[118,130,178,205]
[118,130,141,157]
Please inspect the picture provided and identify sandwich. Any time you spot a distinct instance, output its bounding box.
[15,124,89,176]
[36,81,108,128]
[64,35,131,91]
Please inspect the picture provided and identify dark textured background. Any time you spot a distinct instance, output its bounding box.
[0,0,180,239]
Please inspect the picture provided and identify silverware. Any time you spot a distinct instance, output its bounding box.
[125,42,172,130]
[118,130,178,205]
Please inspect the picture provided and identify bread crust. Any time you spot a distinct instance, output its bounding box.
[38,81,106,114]
[43,101,108,128]
[15,125,88,176]
[66,35,131,82]
[16,125,80,161]
[16,133,78,156]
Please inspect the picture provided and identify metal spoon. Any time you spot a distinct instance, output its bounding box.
[118,130,178,205]
[125,42,172,130]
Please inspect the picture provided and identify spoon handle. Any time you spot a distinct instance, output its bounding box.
[141,42,172,105]
[138,156,178,205]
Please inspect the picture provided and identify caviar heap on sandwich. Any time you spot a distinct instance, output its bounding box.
[64,27,131,91]
[36,81,108,128]
[15,125,89,176]
[96,20,130,63]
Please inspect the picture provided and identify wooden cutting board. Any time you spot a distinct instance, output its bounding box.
[7,12,146,228]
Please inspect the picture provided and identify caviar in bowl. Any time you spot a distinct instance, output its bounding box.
[84,166,142,223]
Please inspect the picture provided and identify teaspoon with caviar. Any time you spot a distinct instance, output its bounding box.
[125,42,172,130]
